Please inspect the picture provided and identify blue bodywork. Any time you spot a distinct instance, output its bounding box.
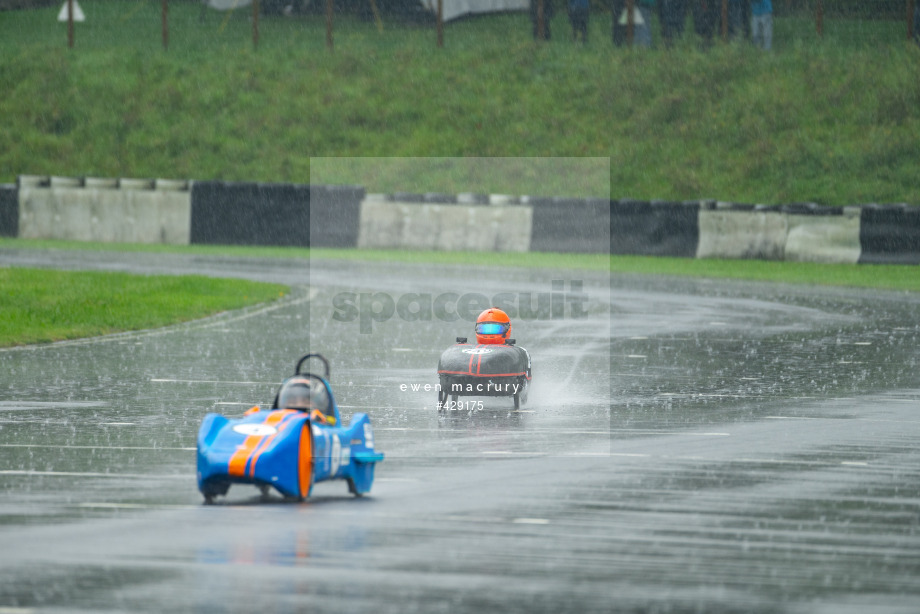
[196,356,384,503]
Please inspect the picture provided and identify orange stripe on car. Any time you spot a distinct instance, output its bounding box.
[298,423,314,498]
[248,410,299,478]
[227,411,292,477]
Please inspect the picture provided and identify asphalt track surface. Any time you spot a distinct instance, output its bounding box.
[1,249,919,613]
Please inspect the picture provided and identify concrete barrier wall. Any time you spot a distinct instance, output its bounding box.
[697,203,862,264]
[6,176,918,264]
[697,206,788,260]
[18,178,191,244]
[357,196,531,252]
[784,207,861,264]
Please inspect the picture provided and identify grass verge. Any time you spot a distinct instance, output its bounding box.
[0,3,918,204]
[2,238,918,292]
[0,266,287,347]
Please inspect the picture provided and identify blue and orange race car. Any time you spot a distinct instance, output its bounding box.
[196,354,384,503]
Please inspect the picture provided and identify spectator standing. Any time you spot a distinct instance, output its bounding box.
[727,0,745,39]
[658,0,687,46]
[691,0,718,46]
[914,2,919,47]
[635,0,655,46]
[612,0,650,47]
[568,0,590,42]
[531,0,555,40]
[750,0,772,50]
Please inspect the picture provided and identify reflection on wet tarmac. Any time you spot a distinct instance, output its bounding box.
[0,252,918,612]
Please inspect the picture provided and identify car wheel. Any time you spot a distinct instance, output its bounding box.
[438,388,448,411]
[519,379,529,406]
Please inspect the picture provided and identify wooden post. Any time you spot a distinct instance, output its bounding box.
[162,0,168,50]
[326,0,334,50]
[67,0,74,48]
[909,0,916,41]
[537,0,544,41]
[721,0,728,40]
[437,0,443,47]
[815,0,823,37]
[253,0,260,48]
[626,0,634,46]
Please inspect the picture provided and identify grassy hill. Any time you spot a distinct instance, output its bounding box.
[1,0,918,204]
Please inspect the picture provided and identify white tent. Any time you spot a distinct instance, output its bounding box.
[205,0,527,22]
[206,0,252,9]
[420,0,528,22]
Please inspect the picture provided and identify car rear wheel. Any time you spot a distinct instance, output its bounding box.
[514,379,529,409]
[438,388,448,411]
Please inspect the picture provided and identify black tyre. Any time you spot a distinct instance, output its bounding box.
[438,388,448,411]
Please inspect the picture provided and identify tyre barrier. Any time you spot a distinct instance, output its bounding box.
[858,204,920,265]
[6,176,918,264]
[610,199,700,258]
[0,184,17,238]
[190,181,311,247]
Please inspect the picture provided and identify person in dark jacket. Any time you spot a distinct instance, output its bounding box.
[530,0,555,39]
[611,0,653,47]
[658,0,687,46]
[914,2,919,47]
[568,0,590,42]
[691,0,718,46]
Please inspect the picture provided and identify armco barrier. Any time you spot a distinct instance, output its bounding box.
[858,204,920,265]
[190,181,310,247]
[610,199,700,257]
[0,184,17,238]
[529,197,609,254]
[309,184,365,248]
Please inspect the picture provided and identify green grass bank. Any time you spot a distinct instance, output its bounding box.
[1,2,918,204]
[0,266,287,347]
[3,238,919,292]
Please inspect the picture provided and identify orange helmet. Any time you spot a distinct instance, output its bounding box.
[475,308,511,345]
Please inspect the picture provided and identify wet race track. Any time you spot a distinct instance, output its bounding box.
[1,249,919,613]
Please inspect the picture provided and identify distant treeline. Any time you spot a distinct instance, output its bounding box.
[1,0,910,19]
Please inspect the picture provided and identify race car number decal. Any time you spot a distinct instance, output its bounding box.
[461,348,493,355]
[330,434,341,475]
[232,424,277,437]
